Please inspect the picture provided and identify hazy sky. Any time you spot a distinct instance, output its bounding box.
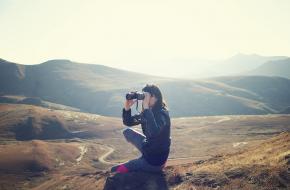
[0,0,290,76]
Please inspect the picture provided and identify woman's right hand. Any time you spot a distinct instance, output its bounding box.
[124,99,137,111]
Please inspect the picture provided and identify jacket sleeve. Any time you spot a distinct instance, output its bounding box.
[142,108,169,138]
[122,108,141,127]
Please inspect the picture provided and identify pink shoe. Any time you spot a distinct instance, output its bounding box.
[116,164,129,173]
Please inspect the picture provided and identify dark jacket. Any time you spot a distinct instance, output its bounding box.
[122,107,171,166]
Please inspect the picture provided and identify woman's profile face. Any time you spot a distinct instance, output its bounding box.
[149,94,158,108]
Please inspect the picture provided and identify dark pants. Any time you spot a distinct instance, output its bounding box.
[110,128,166,173]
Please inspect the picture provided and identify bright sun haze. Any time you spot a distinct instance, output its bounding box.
[0,0,290,77]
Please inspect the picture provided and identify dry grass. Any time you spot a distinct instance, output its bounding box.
[192,132,290,173]
[168,132,290,190]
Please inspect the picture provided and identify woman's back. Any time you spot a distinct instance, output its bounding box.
[140,107,171,166]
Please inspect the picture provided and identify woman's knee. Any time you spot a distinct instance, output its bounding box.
[122,128,133,141]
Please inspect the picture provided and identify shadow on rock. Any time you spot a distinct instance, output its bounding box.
[103,171,169,190]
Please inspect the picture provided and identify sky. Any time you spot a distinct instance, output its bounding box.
[0,0,290,77]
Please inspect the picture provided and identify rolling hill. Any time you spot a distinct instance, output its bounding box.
[0,104,121,141]
[0,95,80,111]
[247,58,290,78]
[212,76,290,112]
[0,58,170,116]
[1,58,290,117]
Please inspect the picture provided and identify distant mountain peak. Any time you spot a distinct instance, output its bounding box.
[247,57,290,78]
[229,53,263,60]
[41,59,73,65]
[0,58,16,65]
[0,58,7,62]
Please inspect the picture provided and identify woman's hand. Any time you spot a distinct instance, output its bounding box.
[124,99,137,111]
[142,92,150,109]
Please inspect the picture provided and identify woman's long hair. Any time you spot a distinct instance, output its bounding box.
[141,84,168,113]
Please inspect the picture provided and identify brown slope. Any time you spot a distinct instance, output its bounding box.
[101,132,290,190]
[0,140,80,173]
[0,104,71,140]
[0,103,122,140]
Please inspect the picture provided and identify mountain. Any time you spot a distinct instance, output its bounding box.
[0,58,170,116]
[0,58,26,94]
[181,53,288,78]
[247,58,290,78]
[1,58,290,117]
[159,77,277,116]
[216,53,287,75]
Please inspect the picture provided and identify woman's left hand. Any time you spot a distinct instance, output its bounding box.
[142,92,150,109]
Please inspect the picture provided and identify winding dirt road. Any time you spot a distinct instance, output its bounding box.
[98,145,119,165]
[98,144,210,166]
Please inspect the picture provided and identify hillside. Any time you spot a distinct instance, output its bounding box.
[0,140,80,173]
[5,132,287,190]
[103,132,290,190]
[0,103,289,189]
[0,104,122,141]
[1,58,290,117]
[0,95,80,111]
[212,76,290,112]
[247,58,290,78]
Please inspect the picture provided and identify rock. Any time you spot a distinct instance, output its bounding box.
[279,170,290,185]
[247,176,259,184]
[268,175,287,188]
[185,172,193,176]
[103,171,169,190]
[167,173,183,186]
[187,171,228,188]
[194,160,205,165]
[224,168,247,179]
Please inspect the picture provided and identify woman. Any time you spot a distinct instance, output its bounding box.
[110,84,171,173]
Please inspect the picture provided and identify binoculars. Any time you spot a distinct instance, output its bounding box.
[126,91,145,100]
